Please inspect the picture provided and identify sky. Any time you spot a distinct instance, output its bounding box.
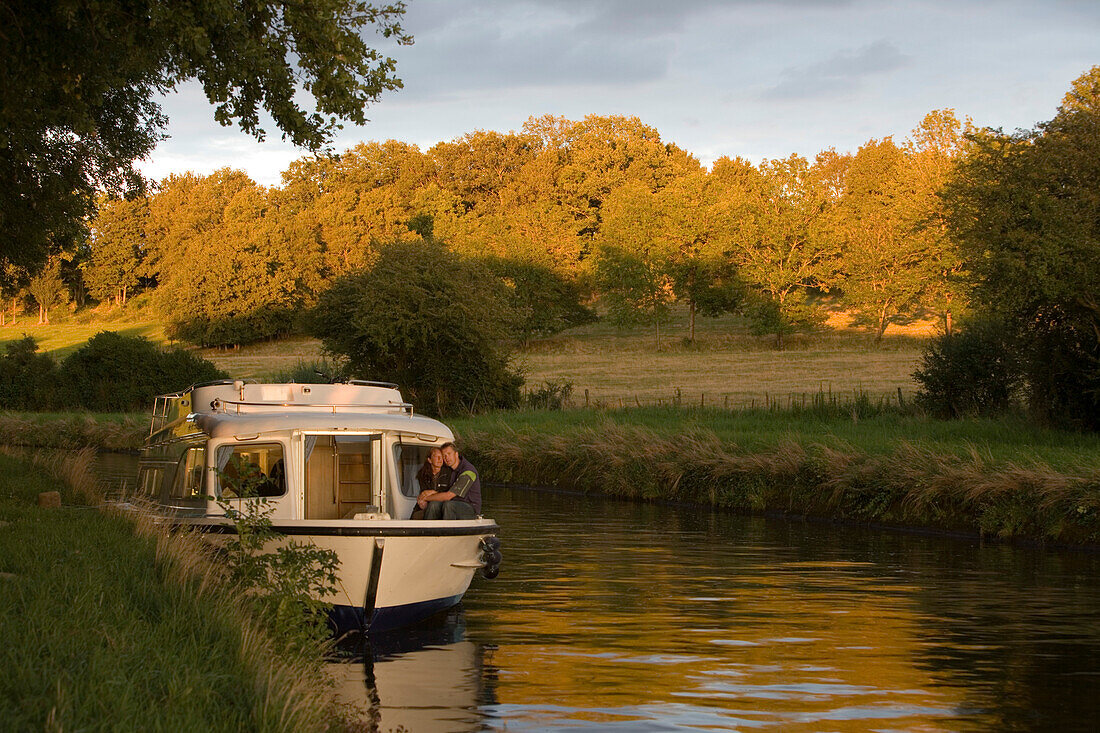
[138,0,1100,187]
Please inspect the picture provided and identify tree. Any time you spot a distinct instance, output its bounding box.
[0,0,410,268]
[835,138,929,341]
[714,155,837,347]
[905,110,970,334]
[85,196,149,307]
[27,256,68,325]
[595,181,675,349]
[307,241,522,415]
[942,66,1100,428]
[659,171,744,343]
[143,170,305,346]
[481,258,596,346]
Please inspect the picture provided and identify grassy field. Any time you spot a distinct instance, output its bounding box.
[451,407,1100,473]
[1,303,933,407]
[0,450,345,730]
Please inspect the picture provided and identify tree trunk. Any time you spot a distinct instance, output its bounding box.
[689,300,696,344]
[654,317,660,351]
[875,301,891,343]
[944,309,953,336]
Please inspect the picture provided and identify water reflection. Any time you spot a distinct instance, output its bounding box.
[330,610,498,732]
[95,456,1100,731]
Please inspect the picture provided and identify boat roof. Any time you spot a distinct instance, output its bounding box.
[150,381,454,443]
[191,410,454,441]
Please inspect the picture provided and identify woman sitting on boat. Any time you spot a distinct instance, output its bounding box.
[419,443,481,521]
[411,447,452,519]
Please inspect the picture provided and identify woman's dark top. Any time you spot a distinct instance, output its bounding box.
[416,461,452,493]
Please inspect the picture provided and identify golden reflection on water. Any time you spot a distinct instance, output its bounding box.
[302,485,1100,731]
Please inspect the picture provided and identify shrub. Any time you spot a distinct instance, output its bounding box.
[307,241,523,415]
[0,336,62,410]
[59,331,226,412]
[269,358,348,384]
[524,379,574,410]
[913,318,1023,419]
[167,307,298,348]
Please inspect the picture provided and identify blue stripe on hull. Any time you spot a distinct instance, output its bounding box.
[328,594,465,635]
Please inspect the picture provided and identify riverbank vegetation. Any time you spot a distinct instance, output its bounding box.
[5,405,1099,545]
[452,407,1100,545]
[0,449,351,729]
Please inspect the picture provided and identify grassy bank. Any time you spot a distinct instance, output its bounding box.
[451,407,1100,545]
[0,450,350,730]
[0,412,146,451]
[7,404,1100,545]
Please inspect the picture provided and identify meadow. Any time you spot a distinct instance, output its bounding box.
[0,303,934,409]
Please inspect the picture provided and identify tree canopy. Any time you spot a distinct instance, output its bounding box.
[942,66,1100,427]
[0,0,409,267]
[308,242,523,415]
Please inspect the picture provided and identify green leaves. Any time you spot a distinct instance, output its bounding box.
[1,0,409,268]
[308,241,524,415]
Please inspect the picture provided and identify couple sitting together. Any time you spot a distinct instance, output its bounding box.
[413,442,481,520]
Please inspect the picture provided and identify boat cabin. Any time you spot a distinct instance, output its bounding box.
[137,381,455,521]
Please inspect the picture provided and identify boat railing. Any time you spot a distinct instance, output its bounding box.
[149,391,186,435]
[210,398,414,415]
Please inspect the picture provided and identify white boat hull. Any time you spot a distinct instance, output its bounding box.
[186,517,500,633]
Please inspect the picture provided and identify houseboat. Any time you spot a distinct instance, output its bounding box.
[136,380,501,633]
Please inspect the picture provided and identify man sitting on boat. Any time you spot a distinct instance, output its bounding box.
[418,443,481,520]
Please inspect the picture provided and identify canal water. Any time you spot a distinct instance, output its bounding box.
[96,456,1100,731]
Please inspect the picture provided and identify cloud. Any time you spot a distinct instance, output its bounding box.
[762,40,910,100]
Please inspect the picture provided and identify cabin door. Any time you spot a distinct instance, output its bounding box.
[304,434,384,519]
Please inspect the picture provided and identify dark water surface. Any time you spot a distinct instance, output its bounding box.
[97,456,1100,731]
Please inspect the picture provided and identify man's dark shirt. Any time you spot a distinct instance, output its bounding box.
[447,456,481,514]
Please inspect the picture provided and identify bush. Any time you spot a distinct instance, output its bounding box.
[524,379,574,410]
[307,241,523,415]
[0,336,63,410]
[59,331,227,412]
[268,358,348,384]
[913,318,1023,419]
[166,307,299,348]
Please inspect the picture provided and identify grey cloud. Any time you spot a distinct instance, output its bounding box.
[762,40,910,100]
[393,0,676,96]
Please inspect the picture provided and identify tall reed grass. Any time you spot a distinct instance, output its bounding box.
[459,417,1100,545]
[0,412,145,451]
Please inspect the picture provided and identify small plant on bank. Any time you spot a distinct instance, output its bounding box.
[524,378,574,410]
[217,460,340,654]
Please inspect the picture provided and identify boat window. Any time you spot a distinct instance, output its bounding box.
[393,444,435,499]
[216,443,285,499]
[169,446,207,500]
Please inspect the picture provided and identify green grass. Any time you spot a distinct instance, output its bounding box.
[0,452,345,730]
[0,320,167,359]
[451,407,1100,472]
[452,407,1100,544]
